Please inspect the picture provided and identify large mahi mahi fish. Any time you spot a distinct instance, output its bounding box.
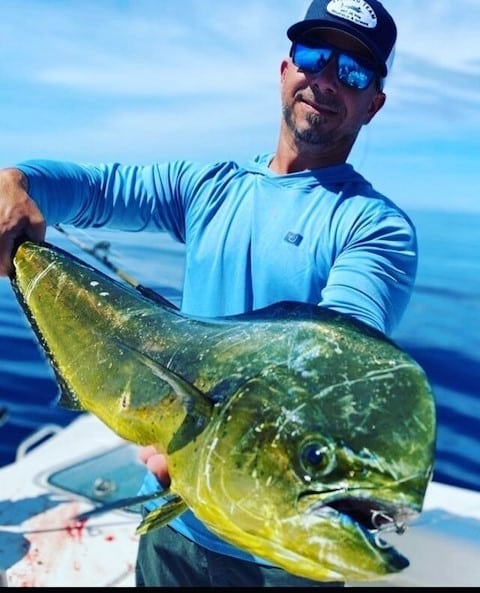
[10,240,436,582]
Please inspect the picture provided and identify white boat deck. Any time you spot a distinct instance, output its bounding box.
[1,414,480,587]
[0,415,140,587]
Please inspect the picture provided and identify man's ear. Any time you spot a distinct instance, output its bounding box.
[365,91,386,124]
[280,59,290,83]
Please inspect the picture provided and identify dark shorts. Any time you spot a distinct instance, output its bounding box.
[135,525,343,587]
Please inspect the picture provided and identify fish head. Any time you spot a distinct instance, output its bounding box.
[194,329,436,581]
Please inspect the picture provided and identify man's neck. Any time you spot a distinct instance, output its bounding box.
[269,133,352,174]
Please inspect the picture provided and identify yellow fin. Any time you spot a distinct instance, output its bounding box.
[136,494,188,535]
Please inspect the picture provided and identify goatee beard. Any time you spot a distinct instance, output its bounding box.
[282,104,336,146]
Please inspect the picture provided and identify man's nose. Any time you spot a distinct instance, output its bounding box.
[308,58,339,90]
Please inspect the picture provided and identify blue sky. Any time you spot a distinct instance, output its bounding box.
[2,0,479,213]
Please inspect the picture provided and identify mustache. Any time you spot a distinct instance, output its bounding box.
[295,90,342,113]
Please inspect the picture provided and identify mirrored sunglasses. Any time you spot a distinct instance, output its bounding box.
[290,41,379,91]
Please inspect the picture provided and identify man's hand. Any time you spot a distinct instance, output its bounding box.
[0,168,46,277]
[138,445,171,487]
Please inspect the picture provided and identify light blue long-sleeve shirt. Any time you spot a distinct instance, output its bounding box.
[17,153,418,563]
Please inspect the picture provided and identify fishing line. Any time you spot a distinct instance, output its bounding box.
[53,224,178,310]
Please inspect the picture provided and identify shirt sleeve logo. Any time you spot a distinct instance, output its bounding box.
[284,232,303,246]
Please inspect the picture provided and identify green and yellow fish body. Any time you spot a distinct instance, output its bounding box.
[11,240,436,582]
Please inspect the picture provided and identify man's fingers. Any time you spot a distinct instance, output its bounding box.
[0,235,15,277]
[0,220,46,278]
[138,446,171,487]
[138,444,158,463]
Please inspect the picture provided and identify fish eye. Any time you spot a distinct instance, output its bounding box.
[300,439,336,479]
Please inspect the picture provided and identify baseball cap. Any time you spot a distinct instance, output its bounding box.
[287,0,397,77]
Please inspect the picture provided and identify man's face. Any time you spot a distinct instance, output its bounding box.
[280,29,386,154]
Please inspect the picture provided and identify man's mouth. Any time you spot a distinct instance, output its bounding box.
[298,94,340,116]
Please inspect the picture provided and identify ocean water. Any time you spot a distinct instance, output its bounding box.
[0,209,479,494]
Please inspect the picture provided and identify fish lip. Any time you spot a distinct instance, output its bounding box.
[293,490,414,572]
[300,490,418,543]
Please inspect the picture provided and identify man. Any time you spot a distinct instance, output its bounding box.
[0,0,415,587]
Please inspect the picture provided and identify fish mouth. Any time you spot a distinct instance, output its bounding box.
[300,490,417,550]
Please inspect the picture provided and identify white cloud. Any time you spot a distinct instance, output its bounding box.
[384,0,480,72]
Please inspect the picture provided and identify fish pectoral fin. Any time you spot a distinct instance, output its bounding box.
[136,494,188,535]
[106,334,213,417]
[111,339,213,452]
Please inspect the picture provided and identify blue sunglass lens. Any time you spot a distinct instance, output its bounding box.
[293,44,333,73]
[292,43,376,90]
[337,54,375,89]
